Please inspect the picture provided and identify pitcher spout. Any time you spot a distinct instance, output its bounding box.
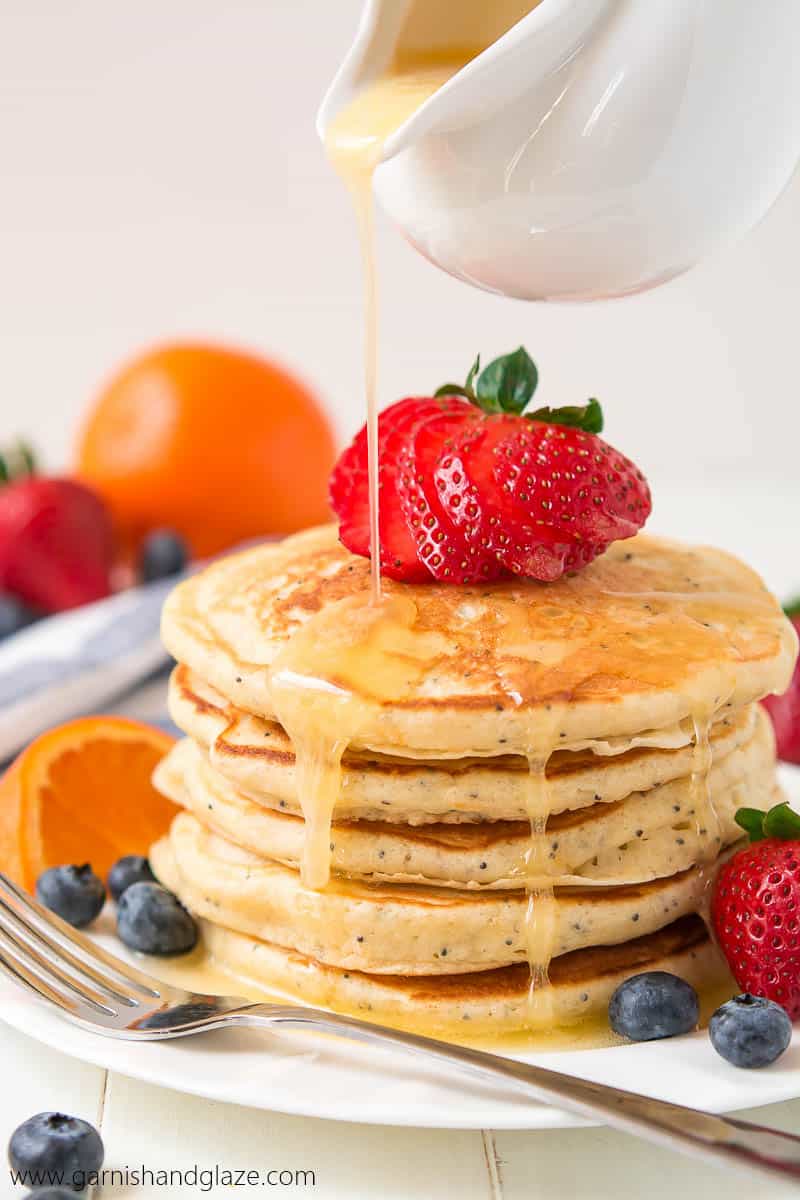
[317,0,612,166]
[319,0,800,301]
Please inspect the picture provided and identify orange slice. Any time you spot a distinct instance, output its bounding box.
[0,717,178,891]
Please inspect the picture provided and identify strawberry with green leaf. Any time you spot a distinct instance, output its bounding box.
[712,801,800,1019]
[0,442,114,614]
[329,346,651,584]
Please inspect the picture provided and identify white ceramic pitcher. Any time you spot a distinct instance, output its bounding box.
[318,0,800,301]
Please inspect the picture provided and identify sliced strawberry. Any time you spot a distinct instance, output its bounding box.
[330,398,446,582]
[492,419,649,575]
[0,478,114,612]
[328,346,652,585]
[329,396,408,554]
[435,411,650,580]
[496,420,648,541]
[434,418,571,581]
[398,403,506,583]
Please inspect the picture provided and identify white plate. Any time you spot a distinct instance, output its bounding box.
[1,765,798,1131]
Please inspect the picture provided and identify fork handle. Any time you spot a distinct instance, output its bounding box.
[245,1006,800,1184]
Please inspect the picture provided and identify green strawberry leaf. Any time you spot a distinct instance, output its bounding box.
[763,802,800,840]
[434,349,604,432]
[0,440,36,486]
[735,807,769,842]
[528,398,604,435]
[735,802,800,843]
[464,354,481,394]
[784,596,800,621]
[475,347,538,415]
[436,348,538,414]
[433,383,472,401]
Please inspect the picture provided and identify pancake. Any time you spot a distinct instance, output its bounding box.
[156,524,792,1037]
[168,665,762,825]
[151,812,722,975]
[155,722,776,888]
[161,524,796,757]
[151,887,728,1036]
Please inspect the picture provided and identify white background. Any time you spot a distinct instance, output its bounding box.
[0,0,798,584]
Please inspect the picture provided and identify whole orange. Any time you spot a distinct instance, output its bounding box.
[75,342,336,557]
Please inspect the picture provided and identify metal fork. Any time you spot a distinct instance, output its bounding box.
[0,872,799,1185]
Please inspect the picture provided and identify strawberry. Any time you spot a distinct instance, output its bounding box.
[398,403,505,584]
[0,477,114,612]
[330,398,444,581]
[434,414,621,581]
[762,601,800,764]
[329,346,651,583]
[711,802,800,1019]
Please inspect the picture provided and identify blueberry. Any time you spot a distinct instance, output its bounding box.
[35,865,105,929]
[709,993,792,1068]
[117,881,197,955]
[23,1191,79,1199]
[9,1111,103,1193]
[140,529,188,583]
[0,592,38,640]
[609,971,699,1041]
[107,854,156,901]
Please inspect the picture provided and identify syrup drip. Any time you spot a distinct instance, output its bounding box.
[521,752,558,1026]
[475,600,565,1027]
[688,675,736,915]
[689,710,719,864]
[266,594,443,888]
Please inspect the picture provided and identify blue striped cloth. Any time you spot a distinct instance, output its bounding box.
[0,577,182,762]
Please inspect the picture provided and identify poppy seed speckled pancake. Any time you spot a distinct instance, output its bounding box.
[160,525,796,757]
[154,723,776,888]
[150,812,722,975]
[167,665,762,825]
[148,881,727,1036]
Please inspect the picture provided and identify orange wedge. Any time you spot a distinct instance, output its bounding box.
[0,717,178,891]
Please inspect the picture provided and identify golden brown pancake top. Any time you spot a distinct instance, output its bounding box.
[162,525,796,753]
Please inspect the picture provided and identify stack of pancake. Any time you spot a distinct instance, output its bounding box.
[151,525,796,1037]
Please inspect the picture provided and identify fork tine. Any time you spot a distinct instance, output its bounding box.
[0,873,161,998]
[0,924,114,1017]
[0,895,137,1009]
[0,949,76,1013]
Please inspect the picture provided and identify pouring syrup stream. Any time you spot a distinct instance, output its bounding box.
[324,61,464,601]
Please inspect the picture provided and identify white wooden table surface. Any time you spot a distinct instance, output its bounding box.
[3,1017,800,1198]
